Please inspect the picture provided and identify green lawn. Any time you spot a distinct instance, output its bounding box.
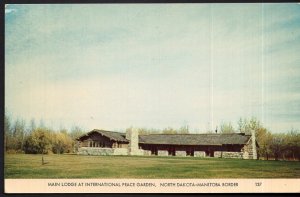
[4,153,300,178]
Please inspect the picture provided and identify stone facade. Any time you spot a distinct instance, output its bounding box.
[222,152,243,159]
[242,151,249,159]
[113,148,129,155]
[77,147,128,156]
[176,151,186,157]
[214,151,243,159]
[158,150,168,156]
[214,151,222,158]
[194,151,206,157]
[133,149,145,156]
[143,150,152,156]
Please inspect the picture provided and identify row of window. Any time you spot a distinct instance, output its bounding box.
[112,143,123,148]
[87,141,123,148]
[89,141,106,147]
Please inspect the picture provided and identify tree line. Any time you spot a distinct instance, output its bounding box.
[4,113,85,154]
[5,112,299,161]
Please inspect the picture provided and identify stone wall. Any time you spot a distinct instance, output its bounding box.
[214,151,222,158]
[158,150,168,156]
[143,150,152,156]
[214,151,243,159]
[222,152,243,159]
[77,147,128,156]
[133,149,145,156]
[77,147,152,156]
[78,147,113,156]
[113,148,129,155]
[176,151,186,157]
[194,151,206,157]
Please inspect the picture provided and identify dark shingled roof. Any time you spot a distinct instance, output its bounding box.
[77,129,128,142]
[77,130,251,146]
[139,133,251,146]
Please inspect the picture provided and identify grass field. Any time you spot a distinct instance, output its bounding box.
[4,153,300,178]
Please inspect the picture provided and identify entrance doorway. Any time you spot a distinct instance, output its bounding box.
[205,150,214,157]
[186,149,194,156]
[168,147,175,156]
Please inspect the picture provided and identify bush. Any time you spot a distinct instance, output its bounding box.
[23,128,52,154]
[52,132,73,154]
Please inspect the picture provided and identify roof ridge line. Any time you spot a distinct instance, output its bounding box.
[139,133,246,135]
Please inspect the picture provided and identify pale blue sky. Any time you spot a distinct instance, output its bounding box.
[5,4,300,133]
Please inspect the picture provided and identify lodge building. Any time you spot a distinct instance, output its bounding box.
[76,128,258,159]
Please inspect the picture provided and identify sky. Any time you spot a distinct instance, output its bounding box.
[5,3,300,133]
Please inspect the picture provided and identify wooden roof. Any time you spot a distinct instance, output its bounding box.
[139,133,251,146]
[77,129,251,146]
[77,129,129,143]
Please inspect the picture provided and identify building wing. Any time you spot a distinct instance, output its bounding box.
[139,133,251,146]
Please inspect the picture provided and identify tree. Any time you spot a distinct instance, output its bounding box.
[256,127,272,160]
[69,126,85,153]
[135,127,161,135]
[137,127,148,135]
[220,122,234,133]
[162,127,177,134]
[249,117,260,129]
[284,129,300,161]
[11,118,26,151]
[4,113,12,152]
[237,118,249,133]
[237,118,243,133]
[237,117,259,134]
[69,126,84,139]
[29,118,37,133]
[52,131,73,154]
[24,128,52,154]
[179,125,189,134]
[270,134,285,161]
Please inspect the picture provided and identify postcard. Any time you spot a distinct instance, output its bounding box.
[4,3,300,193]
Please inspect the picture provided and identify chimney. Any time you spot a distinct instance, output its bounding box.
[126,127,139,155]
[251,129,257,160]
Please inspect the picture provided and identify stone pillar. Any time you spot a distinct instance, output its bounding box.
[126,127,139,155]
[175,151,186,157]
[194,151,206,157]
[158,150,168,156]
[251,129,257,160]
